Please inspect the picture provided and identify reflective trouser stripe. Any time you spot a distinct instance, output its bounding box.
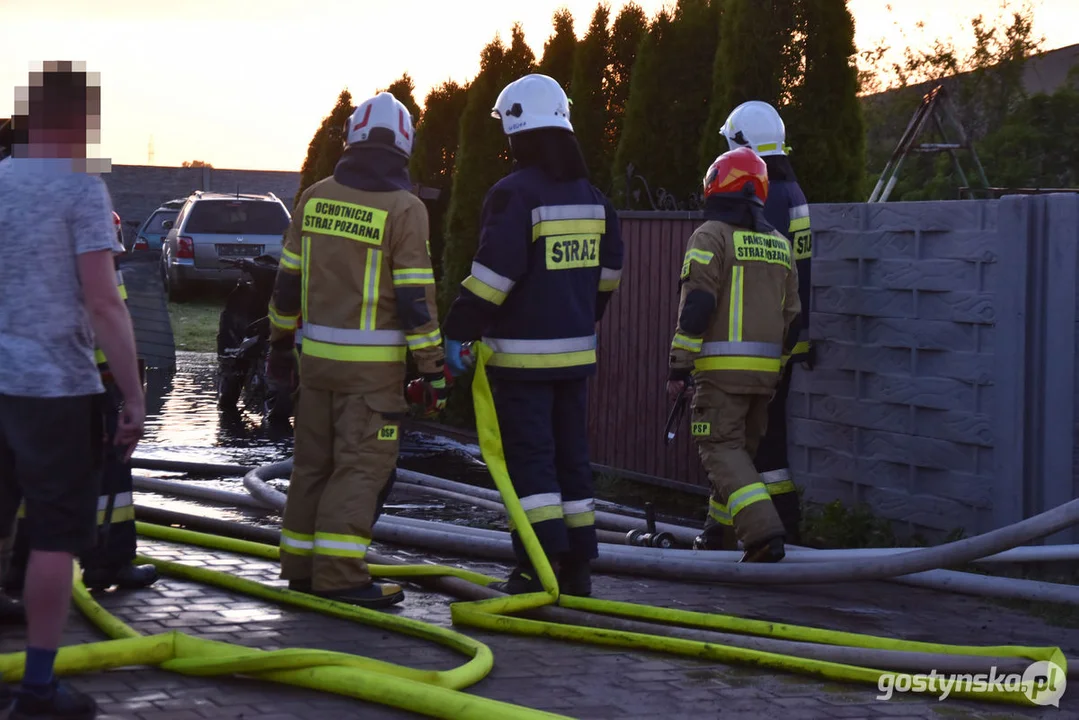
[708,497,732,526]
[563,498,596,529]
[599,267,622,292]
[728,266,744,341]
[361,249,383,330]
[520,492,564,524]
[280,529,314,556]
[710,475,796,525]
[17,493,135,524]
[280,247,302,271]
[483,335,597,370]
[727,482,771,518]
[313,531,370,559]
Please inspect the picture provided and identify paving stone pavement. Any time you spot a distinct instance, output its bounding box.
[1,538,1077,720]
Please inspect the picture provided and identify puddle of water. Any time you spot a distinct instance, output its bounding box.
[138,351,505,528]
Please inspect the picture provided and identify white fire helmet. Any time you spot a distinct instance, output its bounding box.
[345,92,414,158]
[721,100,788,156]
[491,74,573,136]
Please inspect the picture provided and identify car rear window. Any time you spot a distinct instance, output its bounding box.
[183,200,290,235]
[143,210,179,234]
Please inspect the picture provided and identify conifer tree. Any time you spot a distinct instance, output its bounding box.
[410,80,470,281]
[699,0,797,169]
[295,89,353,206]
[604,3,648,194]
[380,73,424,127]
[612,0,721,206]
[788,0,865,201]
[569,4,612,187]
[538,9,578,89]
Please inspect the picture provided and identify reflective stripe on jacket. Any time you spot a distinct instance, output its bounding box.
[267,177,443,408]
[94,268,127,368]
[669,219,800,399]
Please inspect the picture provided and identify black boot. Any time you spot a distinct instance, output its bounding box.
[739,536,786,563]
[11,680,97,719]
[558,556,592,597]
[315,581,405,609]
[0,594,25,626]
[82,563,159,591]
[488,565,547,595]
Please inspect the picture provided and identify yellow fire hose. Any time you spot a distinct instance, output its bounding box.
[0,526,573,720]
[0,340,1067,715]
[445,341,1068,708]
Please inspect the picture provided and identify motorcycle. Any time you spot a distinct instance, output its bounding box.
[216,254,294,428]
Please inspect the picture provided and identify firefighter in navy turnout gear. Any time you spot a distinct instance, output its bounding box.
[4,216,159,596]
[265,92,446,608]
[693,101,811,551]
[442,74,624,596]
[667,147,800,563]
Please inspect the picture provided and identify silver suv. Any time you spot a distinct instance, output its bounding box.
[161,191,291,301]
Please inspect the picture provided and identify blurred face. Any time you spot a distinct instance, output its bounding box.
[12,61,101,160]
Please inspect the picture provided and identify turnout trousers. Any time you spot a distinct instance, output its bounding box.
[6,382,133,588]
[692,388,786,551]
[490,377,597,568]
[279,385,400,593]
[699,364,802,547]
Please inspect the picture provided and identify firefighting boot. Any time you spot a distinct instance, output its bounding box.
[558,555,592,597]
[82,563,159,591]
[316,581,405,609]
[738,536,786,563]
[488,562,555,595]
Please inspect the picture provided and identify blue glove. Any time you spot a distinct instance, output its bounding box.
[445,339,469,377]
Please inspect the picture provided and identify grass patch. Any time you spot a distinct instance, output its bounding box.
[168,299,222,353]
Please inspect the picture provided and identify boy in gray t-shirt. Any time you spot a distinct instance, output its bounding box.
[0,61,145,720]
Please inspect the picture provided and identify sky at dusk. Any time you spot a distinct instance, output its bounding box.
[2,0,1077,171]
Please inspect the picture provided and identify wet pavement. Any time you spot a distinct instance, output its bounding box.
[2,351,1076,718]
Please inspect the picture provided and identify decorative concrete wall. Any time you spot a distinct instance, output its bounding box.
[787,200,1000,538]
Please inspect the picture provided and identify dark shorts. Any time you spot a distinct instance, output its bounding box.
[0,393,104,554]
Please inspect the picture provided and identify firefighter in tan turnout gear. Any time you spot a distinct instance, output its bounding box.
[265,92,447,608]
[666,146,800,563]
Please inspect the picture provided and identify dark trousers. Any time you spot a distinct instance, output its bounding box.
[491,377,597,567]
[5,386,134,590]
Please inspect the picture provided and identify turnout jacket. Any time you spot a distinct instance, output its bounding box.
[442,166,623,381]
[762,160,812,365]
[669,219,800,402]
[268,176,444,412]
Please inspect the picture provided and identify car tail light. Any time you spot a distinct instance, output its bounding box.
[134,237,149,251]
[177,236,194,259]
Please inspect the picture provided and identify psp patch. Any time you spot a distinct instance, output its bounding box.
[378,425,399,441]
[691,422,711,437]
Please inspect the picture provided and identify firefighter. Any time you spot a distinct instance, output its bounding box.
[693,101,811,551]
[264,92,446,608]
[3,217,159,595]
[442,74,624,596]
[667,146,800,563]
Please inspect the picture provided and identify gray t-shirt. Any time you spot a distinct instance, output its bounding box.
[0,158,118,397]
